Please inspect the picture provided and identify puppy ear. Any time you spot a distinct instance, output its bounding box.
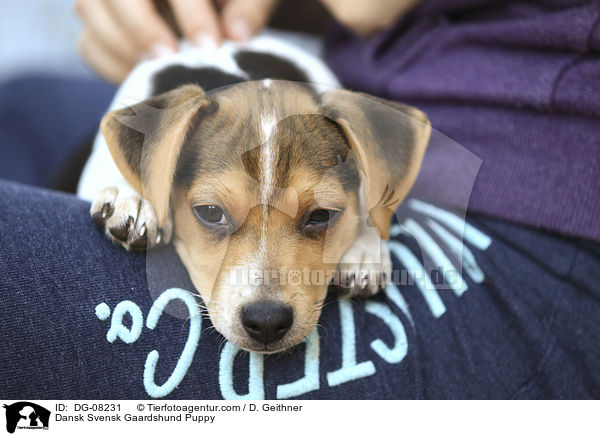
[321,89,431,239]
[101,84,212,226]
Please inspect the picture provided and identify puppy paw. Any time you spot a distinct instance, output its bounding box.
[336,238,392,298]
[90,186,172,251]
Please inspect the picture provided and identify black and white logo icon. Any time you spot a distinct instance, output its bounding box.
[3,402,50,434]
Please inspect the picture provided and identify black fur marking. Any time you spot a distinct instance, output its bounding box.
[234,51,310,83]
[173,101,220,187]
[153,51,311,96]
[240,146,262,185]
[152,66,245,95]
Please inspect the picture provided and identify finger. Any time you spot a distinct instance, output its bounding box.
[78,31,134,84]
[221,0,279,41]
[168,0,220,49]
[75,0,140,63]
[107,0,177,58]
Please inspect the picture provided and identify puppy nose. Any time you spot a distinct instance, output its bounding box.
[241,301,293,345]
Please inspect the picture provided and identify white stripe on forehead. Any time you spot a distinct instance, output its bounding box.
[260,111,278,201]
[259,109,278,264]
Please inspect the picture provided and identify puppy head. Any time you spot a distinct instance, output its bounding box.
[101,80,430,353]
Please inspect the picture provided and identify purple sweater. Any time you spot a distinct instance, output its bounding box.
[325,0,600,242]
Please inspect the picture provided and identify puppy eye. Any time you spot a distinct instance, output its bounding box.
[193,205,228,226]
[305,209,340,228]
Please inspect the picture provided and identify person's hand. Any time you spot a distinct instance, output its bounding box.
[319,0,423,36]
[75,0,279,84]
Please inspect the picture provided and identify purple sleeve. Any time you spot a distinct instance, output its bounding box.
[325,0,600,242]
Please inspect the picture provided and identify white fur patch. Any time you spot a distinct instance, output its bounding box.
[259,111,278,264]
[260,112,278,191]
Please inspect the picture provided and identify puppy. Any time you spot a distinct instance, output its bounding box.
[78,32,430,354]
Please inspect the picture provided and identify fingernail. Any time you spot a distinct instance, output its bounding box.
[150,42,176,58]
[231,19,252,41]
[194,32,217,50]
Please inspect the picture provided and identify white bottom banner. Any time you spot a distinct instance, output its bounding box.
[0,399,596,435]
